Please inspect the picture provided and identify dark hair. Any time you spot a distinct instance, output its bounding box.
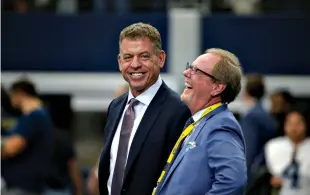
[271,89,295,105]
[288,106,310,137]
[10,79,38,97]
[245,73,265,100]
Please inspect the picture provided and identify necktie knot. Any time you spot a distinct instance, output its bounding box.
[128,98,139,107]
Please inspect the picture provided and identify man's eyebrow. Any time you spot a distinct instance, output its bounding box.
[123,51,151,56]
[140,51,151,54]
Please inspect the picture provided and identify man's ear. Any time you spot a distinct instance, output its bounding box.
[158,50,166,68]
[212,83,226,97]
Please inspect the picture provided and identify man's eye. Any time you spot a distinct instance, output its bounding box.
[142,54,150,58]
[124,56,131,60]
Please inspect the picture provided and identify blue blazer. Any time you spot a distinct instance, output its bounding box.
[157,104,247,195]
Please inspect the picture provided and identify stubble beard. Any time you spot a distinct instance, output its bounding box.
[181,92,192,106]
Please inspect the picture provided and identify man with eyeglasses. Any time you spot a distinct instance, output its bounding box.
[152,48,247,195]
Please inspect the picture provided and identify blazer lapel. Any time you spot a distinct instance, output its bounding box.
[159,104,228,192]
[98,94,128,194]
[103,94,128,155]
[124,83,168,180]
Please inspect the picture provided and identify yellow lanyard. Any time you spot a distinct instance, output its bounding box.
[152,103,222,195]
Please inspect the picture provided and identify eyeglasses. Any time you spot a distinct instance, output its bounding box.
[185,62,217,80]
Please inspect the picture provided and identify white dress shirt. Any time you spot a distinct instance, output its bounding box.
[192,108,208,122]
[265,137,310,195]
[107,76,162,194]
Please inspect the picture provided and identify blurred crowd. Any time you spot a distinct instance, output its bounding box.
[1,80,83,195]
[1,79,129,195]
[2,0,310,14]
[240,74,310,195]
[1,0,310,194]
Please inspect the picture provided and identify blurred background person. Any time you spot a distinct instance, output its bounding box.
[265,109,310,195]
[1,79,54,195]
[270,90,295,137]
[86,160,100,195]
[113,84,129,98]
[241,74,277,195]
[44,127,83,195]
[1,86,21,136]
[1,86,21,191]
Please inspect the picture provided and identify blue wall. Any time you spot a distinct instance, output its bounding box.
[2,12,310,74]
[2,12,168,72]
[202,14,310,75]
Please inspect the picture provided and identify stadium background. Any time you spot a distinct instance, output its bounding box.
[1,0,310,192]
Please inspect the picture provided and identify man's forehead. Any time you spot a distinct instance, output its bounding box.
[120,38,154,53]
[193,53,221,68]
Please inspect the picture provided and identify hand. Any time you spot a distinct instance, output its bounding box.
[270,176,282,188]
[86,169,99,195]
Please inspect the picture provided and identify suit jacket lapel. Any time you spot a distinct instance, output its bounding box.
[103,94,128,155]
[159,104,228,192]
[98,94,128,194]
[124,82,168,180]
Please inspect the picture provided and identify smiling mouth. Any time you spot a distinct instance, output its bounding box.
[129,72,145,76]
[185,83,193,89]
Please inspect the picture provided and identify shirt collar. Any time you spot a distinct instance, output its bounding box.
[192,108,207,122]
[127,75,162,106]
[192,103,223,122]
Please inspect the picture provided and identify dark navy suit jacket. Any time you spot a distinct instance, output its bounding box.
[157,104,247,195]
[98,82,191,195]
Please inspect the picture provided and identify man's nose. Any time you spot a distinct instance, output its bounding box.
[183,68,191,78]
[131,56,142,68]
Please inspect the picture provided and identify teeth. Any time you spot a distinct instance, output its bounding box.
[131,73,143,76]
[185,83,192,88]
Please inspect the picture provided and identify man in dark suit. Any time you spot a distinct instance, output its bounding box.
[98,22,191,195]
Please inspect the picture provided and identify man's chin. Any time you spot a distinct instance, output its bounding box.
[181,93,190,105]
[130,85,146,91]
[128,84,148,96]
